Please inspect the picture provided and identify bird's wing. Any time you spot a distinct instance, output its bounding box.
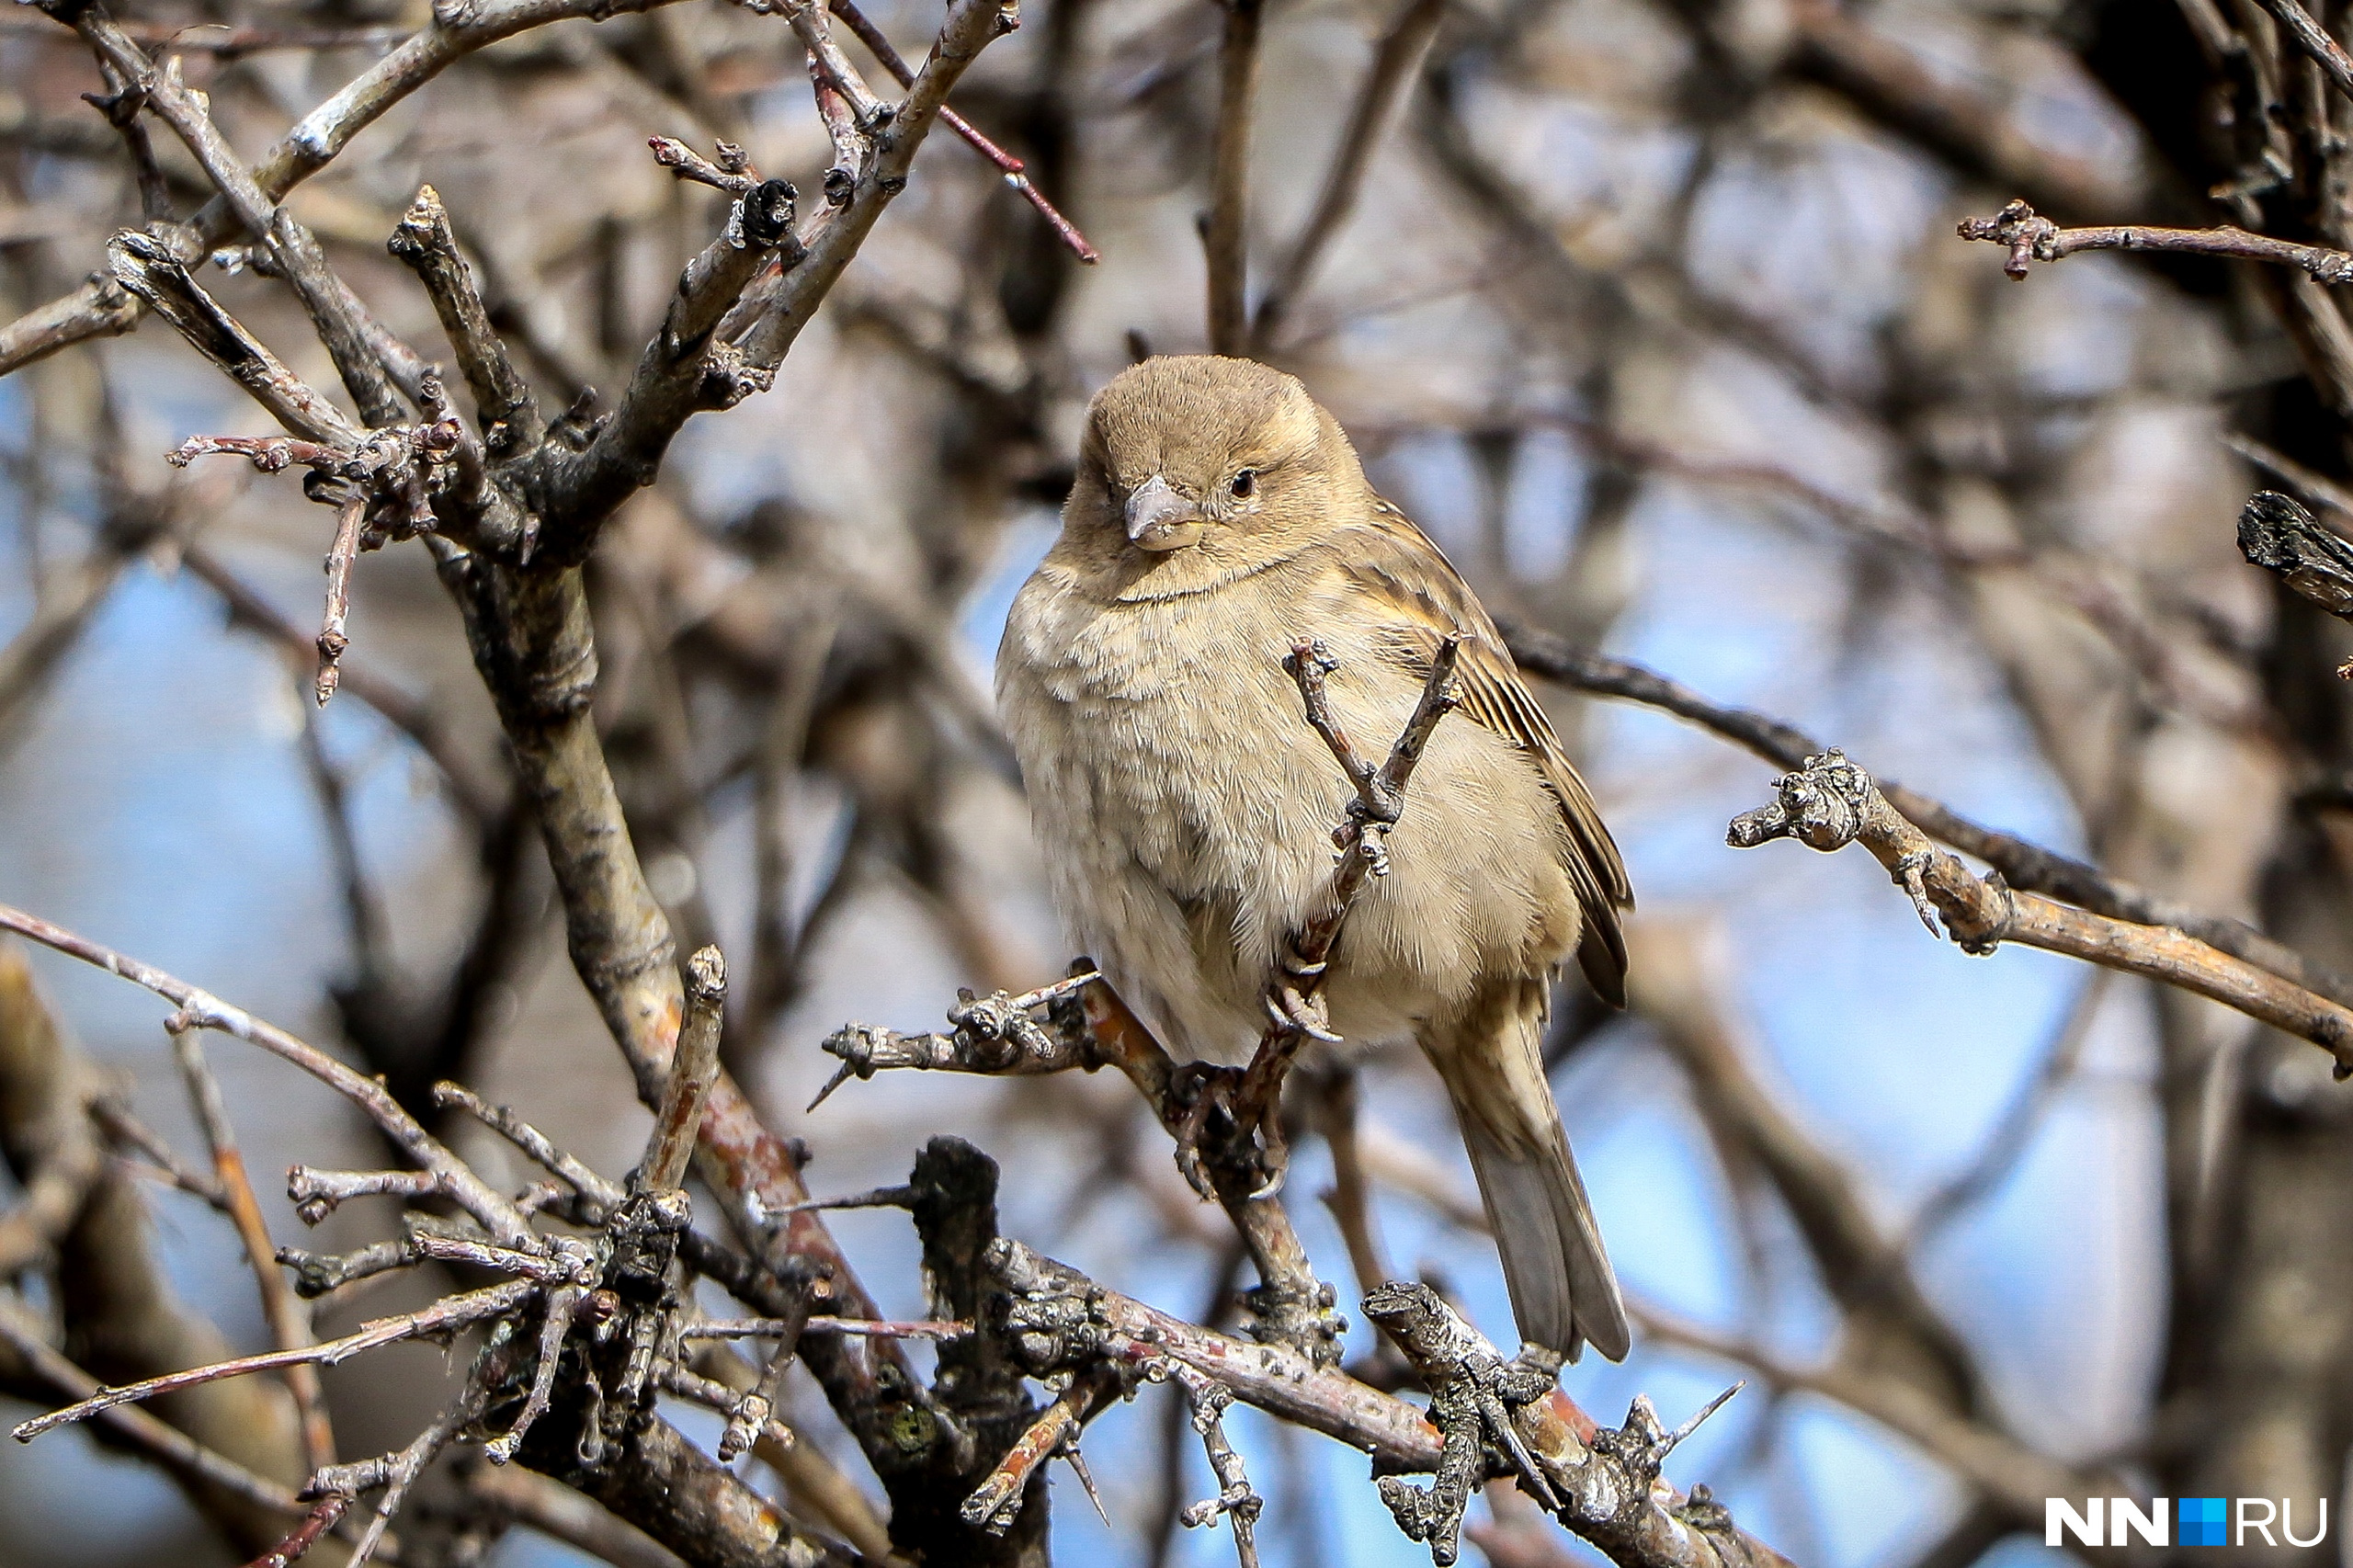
[1320,495,1631,1006]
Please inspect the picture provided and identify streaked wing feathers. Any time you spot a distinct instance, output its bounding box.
[1326,498,1631,1005]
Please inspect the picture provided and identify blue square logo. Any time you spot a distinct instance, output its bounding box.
[2180,1497,2227,1547]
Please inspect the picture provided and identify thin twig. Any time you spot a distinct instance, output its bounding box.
[1960,198,2353,282]
[314,497,366,706]
[1728,751,2353,1076]
[1164,1360,1264,1567]
[0,1295,310,1517]
[2256,0,2353,104]
[1503,624,2353,1008]
[435,1082,620,1208]
[1233,634,1462,1129]
[1251,0,1443,351]
[638,947,726,1196]
[961,1361,1127,1535]
[243,1494,350,1568]
[824,0,1097,260]
[71,5,404,423]
[0,903,535,1245]
[324,1340,503,1567]
[683,1316,971,1339]
[92,1096,229,1208]
[171,1028,336,1473]
[12,1279,536,1438]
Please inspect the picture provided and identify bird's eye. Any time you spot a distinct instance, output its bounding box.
[1230,470,1256,499]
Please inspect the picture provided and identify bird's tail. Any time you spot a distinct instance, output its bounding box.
[1427,990,1629,1362]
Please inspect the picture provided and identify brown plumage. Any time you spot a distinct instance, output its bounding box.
[996,355,1632,1360]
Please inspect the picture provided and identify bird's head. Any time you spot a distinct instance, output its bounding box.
[1059,355,1363,595]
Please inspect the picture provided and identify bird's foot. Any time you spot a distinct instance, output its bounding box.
[1169,1061,1287,1201]
[1264,937,1339,1044]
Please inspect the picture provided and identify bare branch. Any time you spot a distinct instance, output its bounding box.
[1163,1359,1264,1567]
[0,0,704,380]
[107,231,362,447]
[638,945,725,1196]
[0,276,141,372]
[989,1236,1441,1466]
[684,1316,972,1340]
[1504,624,2353,1007]
[1227,634,1461,1142]
[1368,1284,1781,1568]
[2255,0,2353,104]
[533,156,798,559]
[1728,751,2353,1075]
[12,1279,535,1438]
[436,1081,620,1208]
[171,1028,336,1472]
[313,496,366,706]
[1960,198,2353,282]
[1205,0,1265,355]
[69,2,404,421]
[0,903,536,1244]
[2239,488,2353,625]
[386,186,542,454]
[826,0,1097,259]
[0,1296,310,1519]
[1250,0,1442,351]
[651,134,760,195]
[241,1494,349,1568]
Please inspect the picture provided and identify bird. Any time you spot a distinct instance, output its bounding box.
[996,355,1632,1361]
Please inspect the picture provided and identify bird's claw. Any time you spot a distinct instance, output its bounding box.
[1170,1062,1248,1200]
[1277,938,1327,983]
[1263,983,1340,1043]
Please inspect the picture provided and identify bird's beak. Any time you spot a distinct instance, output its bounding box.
[1124,475,1203,551]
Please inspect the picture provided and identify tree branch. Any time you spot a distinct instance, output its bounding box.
[1502,624,2353,1008]
[1960,198,2353,283]
[1250,0,1442,352]
[1205,0,1264,356]
[1727,751,2353,1075]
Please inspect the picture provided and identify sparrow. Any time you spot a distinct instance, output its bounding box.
[996,355,1632,1361]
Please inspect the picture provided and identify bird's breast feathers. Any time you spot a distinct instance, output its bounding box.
[999,551,1585,1050]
